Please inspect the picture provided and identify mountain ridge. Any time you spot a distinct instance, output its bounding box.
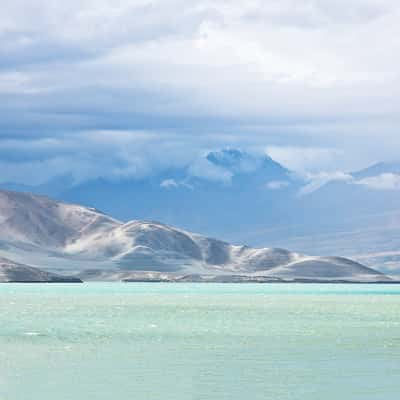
[0,189,390,282]
[0,256,82,283]
[2,149,400,275]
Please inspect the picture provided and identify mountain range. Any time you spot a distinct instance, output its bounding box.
[2,148,400,276]
[0,189,390,282]
[0,149,298,234]
[0,256,81,283]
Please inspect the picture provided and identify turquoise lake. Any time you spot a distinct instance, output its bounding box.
[1,283,400,400]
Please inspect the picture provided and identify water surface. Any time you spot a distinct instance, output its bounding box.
[1,283,400,400]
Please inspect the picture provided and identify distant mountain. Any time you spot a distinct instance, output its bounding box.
[2,150,400,275]
[0,150,299,239]
[250,161,400,275]
[351,162,400,180]
[47,149,301,236]
[0,175,75,198]
[206,148,289,179]
[0,189,388,282]
[0,256,81,282]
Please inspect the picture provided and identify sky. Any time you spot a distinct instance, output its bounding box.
[1,0,400,185]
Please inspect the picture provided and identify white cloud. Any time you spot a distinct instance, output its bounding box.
[188,158,232,184]
[266,180,290,190]
[265,146,345,173]
[1,0,400,177]
[160,179,178,188]
[2,1,400,116]
[298,171,353,195]
[160,179,192,189]
[354,173,400,190]
[0,130,246,185]
[0,131,199,184]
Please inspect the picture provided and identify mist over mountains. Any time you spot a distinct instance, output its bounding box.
[1,149,300,229]
[2,148,400,275]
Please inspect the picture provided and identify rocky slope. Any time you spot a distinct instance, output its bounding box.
[0,190,391,282]
[0,256,81,282]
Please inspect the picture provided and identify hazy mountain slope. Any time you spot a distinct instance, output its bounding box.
[266,256,389,281]
[251,209,400,277]
[50,149,300,235]
[0,175,75,198]
[213,159,400,276]
[0,189,390,282]
[263,163,400,274]
[352,162,400,180]
[0,256,81,282]
[0,189,119,247]
[0,148,302,239]
[2,151,400,275]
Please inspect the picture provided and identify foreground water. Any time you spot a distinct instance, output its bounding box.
[1,283,400,400]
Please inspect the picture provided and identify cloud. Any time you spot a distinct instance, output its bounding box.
[160,179,179,188]
[266,180,291,190]
[1,0,400,180]
[265,146,345,173]
[354,173,400,190]
[0,130,248,185]
[2,1,400,119]
[188,157,233,184]
[298,171,353,195]
[160,179,192,189]
[0,131,201,184]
